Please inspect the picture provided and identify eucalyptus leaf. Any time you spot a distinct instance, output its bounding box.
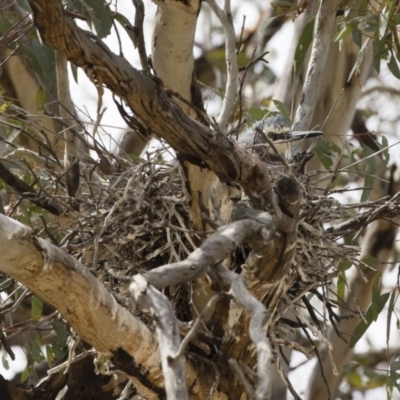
[36,89,47,109]
[388,51,400,79]
[333,24,353,42]
[338,259,353,271]
[83,0,112,38]
[337,271,346,302]
[1,354,9,370]
[386,290,396,346]
[21,364,30,383]
[349,291,390,348]
[352,29,362,47]
[248,107,268,121]
[379,7,389,40]
[371,273,382,321]
[348,38,370,82]
[360,145,375,202]
[314,139,333,170]
[31,295,43,323]
[293,18,315,82]
[272,99,291,119]
[113,12,137,47]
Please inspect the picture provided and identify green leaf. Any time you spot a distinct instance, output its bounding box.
[293,17,315,82]
[206,48,227,70]
[248,107,269,121]
[51,320,69,358]
[358,255,377,270]
[337,271,346,301]
[371,273,382,321]
[379,7,389,40]
[237,52,251,68]
[46,345,54,368]
[0,102,9,113]
[347,370,363,388]
[113,12,137,47]
[260,15,281,31]
[350,291,390,348]
[330,141,342,156]
[386,290,396,346]
[70,63,79,84]
[314,139,333,170]
[32,295,43,323]
[348,38,370,82]
[272,100,291,119]
[1,354,9,370]
[359,0,368,16]
[16,0,31,12]
[83,0,112,38]
[373,38,387,74]
[360,145,376,202]
[380,135,390,167]
[30,340,44,363]
[358,15,379,33]
[333,24,353,42]
[21,364,30,383]
[19,37,57,92]
[338,259,352,271]
[352,29,362,47]
[388,51,400,79]
[36,89,47,109]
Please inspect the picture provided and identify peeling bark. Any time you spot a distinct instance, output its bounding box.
[0,214,163,399]
[26,0,278,209]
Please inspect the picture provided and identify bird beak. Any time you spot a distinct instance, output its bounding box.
[286,130,323,141]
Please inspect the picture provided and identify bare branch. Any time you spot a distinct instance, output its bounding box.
[0,161,64,215]
[130,275,189,400]
[55,50,80,197]
[141,212,278,289]
[208,263,272,399]
[326,191,400,235]
[132,0,150,74]
[206,0,239,130]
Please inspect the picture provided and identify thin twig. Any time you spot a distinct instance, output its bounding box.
[132,0,150,74]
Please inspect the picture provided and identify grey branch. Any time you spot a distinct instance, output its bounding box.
[141,212,278,289]
[207,263,272,399]
[131,208,276,398]
[130,275,189,400]
[293,0,341,131]
[326,192,400,235]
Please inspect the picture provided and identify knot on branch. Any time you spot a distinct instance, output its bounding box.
[274,175,301,218]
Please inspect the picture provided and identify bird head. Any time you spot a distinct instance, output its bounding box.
[239,115,323,156]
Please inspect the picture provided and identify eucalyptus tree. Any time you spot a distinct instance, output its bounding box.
[0,1,399,399]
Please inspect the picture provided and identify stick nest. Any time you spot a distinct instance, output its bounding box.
[63,155,358,324]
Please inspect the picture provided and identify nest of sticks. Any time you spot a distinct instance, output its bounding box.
[61,151,360,332]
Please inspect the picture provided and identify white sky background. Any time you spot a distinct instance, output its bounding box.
[2,1,400,398]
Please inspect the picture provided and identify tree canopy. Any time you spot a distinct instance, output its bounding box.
[0,0,400,399]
